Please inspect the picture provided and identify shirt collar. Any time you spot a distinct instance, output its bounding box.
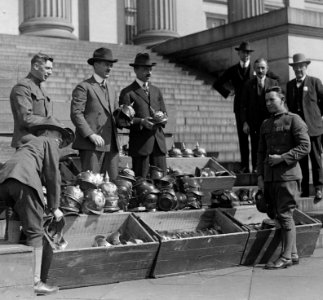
[240,60,250,68]
[257,76,266,83]
[296,75,306,83]
[93,73,105,84]
[136,78,148,88]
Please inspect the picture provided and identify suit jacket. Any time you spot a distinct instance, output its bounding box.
[286,76,323,137]
[10,73,51,148]
[71,76,120,152]
[119,81,167,156]
[257,112,310,182]
[0,136,61,210]
[241,76,279,130]
[213,63,253,114]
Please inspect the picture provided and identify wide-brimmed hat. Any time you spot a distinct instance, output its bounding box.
[289,53,311,66]
[235,41,254,52]
[29,116,75,148]
[87,48,118,65]
[129,53,156,67]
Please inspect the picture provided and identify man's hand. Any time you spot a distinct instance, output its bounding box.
[141,117,154,130]
[268,154,283,166]
[89,133,105,147]
[52,208,64,221]
[243,122,250,135]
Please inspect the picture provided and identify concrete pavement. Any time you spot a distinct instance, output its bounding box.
[2,248,323,300]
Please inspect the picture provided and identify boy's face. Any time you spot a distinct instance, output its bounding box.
[265,91,285,114]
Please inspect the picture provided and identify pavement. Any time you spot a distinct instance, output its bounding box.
[2,248,323,300]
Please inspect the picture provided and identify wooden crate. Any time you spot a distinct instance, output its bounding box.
[134,208,248,278]
[221,206,322,265]
[167,157,236,205]
[42,213,159,289]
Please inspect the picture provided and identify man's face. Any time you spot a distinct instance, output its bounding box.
[255,61,268,79]
[238,50,251,63]
[33,60,53,82]
[292,63,307,80]
[94,61,113,79]
[265,91,285,114]
[134,66,152,82]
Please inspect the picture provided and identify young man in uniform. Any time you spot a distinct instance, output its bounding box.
[257,86,310,269]
[0,116,74,295]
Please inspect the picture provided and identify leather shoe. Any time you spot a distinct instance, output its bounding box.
[291,253,299,265]
[34,281,59,295]
[264,256,292,270]
[314,189,322,203]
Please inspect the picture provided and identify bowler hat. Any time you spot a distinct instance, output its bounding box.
[235,41,254,52]
[129,53,156,67]
[87,48,118,65]
[289,53,311,66]
[29,116,75,148]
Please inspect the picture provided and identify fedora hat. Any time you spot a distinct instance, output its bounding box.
[87,47,118,65]
[235,41,254,52]
[129,53,156,67]
[289,53,311,66]
[29,116,75,148]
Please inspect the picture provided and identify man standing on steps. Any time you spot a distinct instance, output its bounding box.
[119,53,167,178]
[70,47,120,180]
[213,41,279,173]
[286,53,323,201]
[10,52,53,148]
[240,58,279,173]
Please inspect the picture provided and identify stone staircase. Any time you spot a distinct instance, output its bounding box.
[0,33,238,163]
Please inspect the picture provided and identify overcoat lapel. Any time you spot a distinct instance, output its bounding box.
[91,79,111,113]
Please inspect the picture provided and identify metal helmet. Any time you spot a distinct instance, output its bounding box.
[210,189,233,208]
[82,188,105,214]
[60,195,82,213]
[103,195,120,213]
[137,182,160,202]
[152,110,167,123]
[174,192,187,210]
[113,104,135,129]
[181,143,194,158]
[149,165,165,181]
[168,144,182,157]
[118,166,136,183]
[255,190,267,214]
[186,192,202,209]
[99,181,118,198]
[142,193,159,211]
[61,185,84,202]
[92,235,111,247]
[154,175,176,190]
[76,170,98,191]
[236,188,250,202]
[158,188,177,211]
[182,178,201,192]
[193,142,207,157]
[60,185,84,213]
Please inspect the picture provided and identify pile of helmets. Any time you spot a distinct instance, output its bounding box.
[210,189,240,208]
[113,103,135,129]
[133,177,160,211]
[193,142,207,157]
[178,176,204,209]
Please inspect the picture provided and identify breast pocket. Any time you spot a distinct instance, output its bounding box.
[31,92,49,116]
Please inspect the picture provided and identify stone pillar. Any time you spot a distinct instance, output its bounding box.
[228,0,264,23]
[133,0,179,46]
[19,0,76,39]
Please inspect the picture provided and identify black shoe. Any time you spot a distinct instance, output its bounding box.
[291,253,299,265]
[34,281,59,295]
[264,256,292,270]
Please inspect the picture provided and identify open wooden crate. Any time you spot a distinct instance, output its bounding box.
[167,157,236,205]
[221,206,322,265]
[134,208,248,277]
[41,213,159,289]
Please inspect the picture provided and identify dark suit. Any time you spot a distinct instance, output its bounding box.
[286,76,323,194]
[241,76,279,170]
[71,76,120,179]
[10,73,51,148]
[119,81,167,177]
[213,63,253,171]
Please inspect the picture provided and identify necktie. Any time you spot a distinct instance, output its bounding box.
[100,80,106,89]
[143,83,149,95]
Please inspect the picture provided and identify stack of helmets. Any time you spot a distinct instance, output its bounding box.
[181,143,194,158]
[113,104,135,129]
[193,142,207,157]
[180,177,204,209]
[149,165,165,181]
[118,165,136,183]
[158,187,177,211]
[82,188,105,215]
[60,185,84,213]
[113,178,133,211]
[210,189,239,208]
[134,178,160,211]
[99,172,119,212]
[168,144,182,157]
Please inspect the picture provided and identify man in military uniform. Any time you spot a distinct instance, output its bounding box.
[10,52,53,148]
[0,117,74,295]
[257,86,310,269]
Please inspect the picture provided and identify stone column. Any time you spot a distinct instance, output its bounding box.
[19,0,76,39]
[133,0,179,46]
[228,0,264,23]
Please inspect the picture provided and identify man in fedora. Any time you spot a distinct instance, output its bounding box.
[286,53,323,200]
[70,47,120,180]
[10,52,54,148]
[213,41,279,173]
[0,116,74,295]
[119,53,167,178]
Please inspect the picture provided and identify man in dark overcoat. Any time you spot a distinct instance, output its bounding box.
[119,53,167,178]
[286,53,323,200]
[70,48,120,180]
